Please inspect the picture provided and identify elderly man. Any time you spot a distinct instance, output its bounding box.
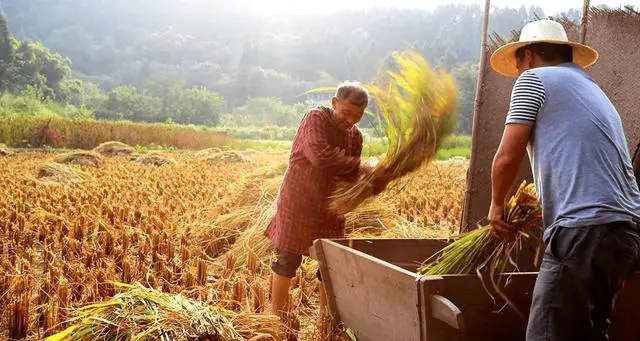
[488,20,640,340]
[265,82,390,317]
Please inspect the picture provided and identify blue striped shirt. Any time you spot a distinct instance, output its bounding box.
[506,70,546,125]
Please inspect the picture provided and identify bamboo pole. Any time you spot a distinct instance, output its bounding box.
[580,0,591,43]
[461,0,491,233]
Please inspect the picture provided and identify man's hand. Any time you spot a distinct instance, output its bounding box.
[488,202,516,241]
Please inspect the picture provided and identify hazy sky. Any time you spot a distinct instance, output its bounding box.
[248,0,639,16]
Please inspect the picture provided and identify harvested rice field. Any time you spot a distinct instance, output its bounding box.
[0,149,467,340]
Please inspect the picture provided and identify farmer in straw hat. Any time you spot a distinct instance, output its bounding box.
[265,82,392,323]
[487,19,640,340]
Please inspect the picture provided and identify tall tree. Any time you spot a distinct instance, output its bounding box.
[0,12,14,92]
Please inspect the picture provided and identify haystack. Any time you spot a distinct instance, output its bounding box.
[205,151,251,164]
[133,153,177,166]
[0,143,13,156]
[37,163,92,185]
[195,147,223,157]
[93,141,136,156]
[53,151,103,167]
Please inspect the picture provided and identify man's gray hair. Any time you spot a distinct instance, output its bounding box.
[335,81,369,107]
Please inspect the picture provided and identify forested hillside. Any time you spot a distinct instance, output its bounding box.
[0,1,588,133]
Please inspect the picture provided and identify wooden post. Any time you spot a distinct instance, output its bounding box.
[580,0,591,44]
[461,0,491,232]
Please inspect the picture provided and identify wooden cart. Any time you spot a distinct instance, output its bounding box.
[310,238,640,341]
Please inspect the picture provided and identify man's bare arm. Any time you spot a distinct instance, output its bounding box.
[491,123,532,209]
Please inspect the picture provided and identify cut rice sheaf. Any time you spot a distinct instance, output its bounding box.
[328,50,459,216]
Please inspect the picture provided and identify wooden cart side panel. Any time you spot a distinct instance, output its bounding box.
[314,239,423,341]
[421,272,640,340]
[327,238,451,271]
[610,273,640,341]
[419,276,462,341]
[314,238,342,324]
[422,273,537,341]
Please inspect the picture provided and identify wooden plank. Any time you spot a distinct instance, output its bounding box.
[327,238,451,271]
[328,237,540,272]
[610,273,640,340]
[426,273,537,307]
[421,274,534,340]
[317,239,423,341]
[312,239,341,326]
[421,276,464,341]
[422,272,640,340]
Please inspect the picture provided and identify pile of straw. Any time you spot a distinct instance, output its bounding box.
[205,151,251,164]
[93,141,136,156]
[133,153,178,166]
[0,143,13,156]
[37,163,92,185]
[45,282,284,341]
[53,151,103,167]
[417,181,542,317]
[195,147,223,157]
[328,50,459,215]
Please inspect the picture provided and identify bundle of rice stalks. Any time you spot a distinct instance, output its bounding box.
[37,163,92,185]
[133,153,178,166]
[377,216,451,239]
[205,151,251,164]
[53,151,103,167]
[93,141,136,156]
[221,200,277,271]
[45,282,284,341]
[250,161,289,179]
[344,202,395,236]
[328,50,459,215]
[416,181,542,317]
[0,143,13,156]
[195,147,223,157]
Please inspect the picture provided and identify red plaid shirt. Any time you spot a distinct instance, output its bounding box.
[265,106,363,255]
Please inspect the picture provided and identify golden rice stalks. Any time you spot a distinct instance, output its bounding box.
[417,181,542,318]
[344,202,396,236]
[44,281,284,341]
[221,200,276,271]
[329,50,459,215]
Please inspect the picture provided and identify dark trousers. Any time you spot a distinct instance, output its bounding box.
[526,221,640,341]
[271,249,322,281]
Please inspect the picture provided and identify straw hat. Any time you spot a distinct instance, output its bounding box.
[490,19,599,77]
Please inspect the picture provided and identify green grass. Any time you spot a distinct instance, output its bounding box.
[362,135,470,159]
[443,135,471,149]
[231,139,292,152]
[134,144,179,153]
[228,135,470,161]
[437,147,470,160]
